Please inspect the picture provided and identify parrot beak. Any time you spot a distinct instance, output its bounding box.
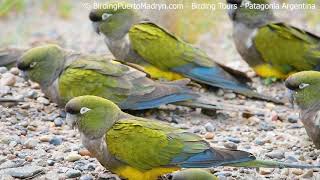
[92,22,100,35]
[66,113,77,129]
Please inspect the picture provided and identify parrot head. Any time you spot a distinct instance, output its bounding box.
[17,44,65,87]
[285,71,320,110]
[89,2,141,40]
[226,0,274,27]
[65,95,122,138]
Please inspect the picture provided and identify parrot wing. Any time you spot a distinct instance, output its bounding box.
[254,22,320,73]
[106,118,255,170]
[62,58,197,109]
[129,22,214,69]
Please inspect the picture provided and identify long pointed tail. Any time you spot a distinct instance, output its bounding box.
[226,159,320,169]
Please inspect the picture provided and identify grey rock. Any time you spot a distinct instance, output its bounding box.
[288,114,299,123]
[47,159,55,166]
[37,97,50,105]
[286,155,299,163]
[6,166,44,179]
[226,137,241,143]
[24,139,38,149]
[54,117,64,127]
[266,151,285,159]
[0,85,10,94]
[223,142,237,150]
[0,66,8,73]
[258,121,275,131]
[204,122,215,132]
[0,73,16,86]
[80,175,94,180]
[98,174,121,180]
[49,136,62,146]
[66,169,81,178]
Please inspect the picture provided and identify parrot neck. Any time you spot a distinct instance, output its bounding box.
[101,12,141,40]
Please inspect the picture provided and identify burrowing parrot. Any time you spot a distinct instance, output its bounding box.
[17,44,199,110]
[66,95,320,180]
[88,2,281,103]
[227,0,320,79]
[285,71,320,148]
[162,169,218,180]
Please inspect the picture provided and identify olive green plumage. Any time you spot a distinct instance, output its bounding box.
[17,44,198,110]
[65,95,320,179]
[88,2,285,103]
[285,71,320,148]
[227,0,320,79]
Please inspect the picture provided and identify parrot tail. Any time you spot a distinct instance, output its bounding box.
[0,48,24,68]
[174,65,284,104]
[226,159,320,169]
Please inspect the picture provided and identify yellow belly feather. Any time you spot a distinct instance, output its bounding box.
[253,64,295,79]
[114,166,180,180]
[143,65,184,81]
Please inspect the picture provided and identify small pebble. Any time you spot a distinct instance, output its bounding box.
[260,168,274,175]
[288,114,299,123]
[223,142,237,149]
[47,159,55,166]
[24,139,38,149]
[49,136,62,146]
[54,118,64,127]
[79,149,92,156]
[0,72,16,86]
[80,175,94,180]
[204,122,215,132]
[266,151,285,159]
[292,169,303,175]
[226,137,240,143]
[65,169,81,178]
[65,152,81,162]
[37,97,50,105]
[39,135,51,142]
[10,67,20,75]
[204,132,214,139]
[301,169,313,178]
[0,66,8,73]
[224,93,236,99]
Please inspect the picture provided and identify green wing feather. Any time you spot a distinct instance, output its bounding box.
[106,118,208,170]
[254,23,320,73]
[129,22,214,69]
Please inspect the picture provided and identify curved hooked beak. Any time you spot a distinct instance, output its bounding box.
[92,22,100,34]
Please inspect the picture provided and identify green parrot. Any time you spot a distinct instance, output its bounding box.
[88,2,282,103]
[227,0,320,79]
[0,47,24,68]
[17,44,199,110]
[163,169,218,180]
[66,95,320,180]
[285,71,320,148]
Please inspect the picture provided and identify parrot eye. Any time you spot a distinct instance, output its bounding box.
[102,13,112,20]
[299,83,310,89]
[80,107,91,114]
[30,62,37,68]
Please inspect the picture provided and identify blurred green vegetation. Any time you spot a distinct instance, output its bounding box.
[0,0,25,17]
[0,0,72,18]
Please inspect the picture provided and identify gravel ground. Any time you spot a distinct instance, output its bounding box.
[1,0,320,180]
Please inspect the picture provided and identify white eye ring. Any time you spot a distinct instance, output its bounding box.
[102,13,111,20]
[299,83,310,89]
[30,62,37,68]
[80,107,91,114]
